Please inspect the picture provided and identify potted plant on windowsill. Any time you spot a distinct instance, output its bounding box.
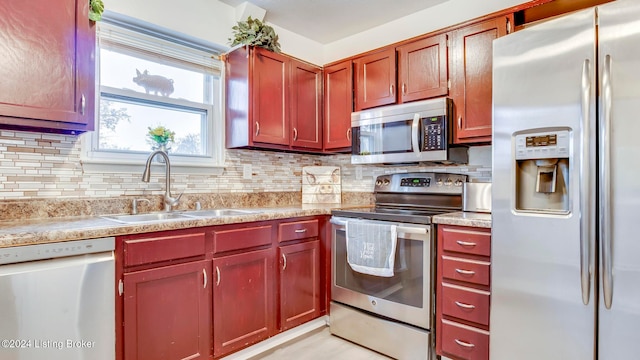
[147,126,175,162]
[228,16,281,53]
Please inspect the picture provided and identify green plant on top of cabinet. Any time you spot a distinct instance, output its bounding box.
[397,34,449,103]
[225,46,322,152]
[0,0,95,134]
[323,60,353,151]
[449,15,513,144]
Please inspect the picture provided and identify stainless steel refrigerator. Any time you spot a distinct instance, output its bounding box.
[491,1,640,359]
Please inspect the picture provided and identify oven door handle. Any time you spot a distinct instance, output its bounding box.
[330,217,428,236]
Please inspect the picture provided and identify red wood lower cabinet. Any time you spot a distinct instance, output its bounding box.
[279,240,321,330]
[123,260,211,360]
[212,248,276,358]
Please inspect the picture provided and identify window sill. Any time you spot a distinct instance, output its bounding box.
[80,157,225,175]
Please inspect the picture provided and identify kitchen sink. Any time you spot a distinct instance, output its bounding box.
[101,212,191,224]
[181,209,261,218]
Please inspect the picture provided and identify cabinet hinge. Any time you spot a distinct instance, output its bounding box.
[118,279,124,296]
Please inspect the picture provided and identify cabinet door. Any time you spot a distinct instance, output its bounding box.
[252,48,289,146]
[123,260,211,360]
[290,60,322,149]
[397,34,448,103]
[213,248,276,358]
[323,60,353,151]
[354,48,397,111]
[0,0,95,133]
[279,240,321,331]
[450,15,512,143]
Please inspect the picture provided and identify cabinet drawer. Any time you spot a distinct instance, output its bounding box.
[442,256,490,286]
[441,227,491,257]
[442,284,490,326]
[278,219,319,242]
[124,233,206,267]
[213,225,272,254]
[441,320,489,360]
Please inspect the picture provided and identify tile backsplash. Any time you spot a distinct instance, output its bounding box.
[0,130,491,201]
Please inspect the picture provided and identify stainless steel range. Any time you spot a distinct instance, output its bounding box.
[330,172,466,360]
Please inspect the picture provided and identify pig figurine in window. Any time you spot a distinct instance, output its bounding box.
[133,69,174,96]
[302,166,341,204]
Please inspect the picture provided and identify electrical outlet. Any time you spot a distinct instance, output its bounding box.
[355,166,363,180]
[243,164,252,180]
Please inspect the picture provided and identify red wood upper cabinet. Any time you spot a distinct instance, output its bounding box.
[123,260,211,360]
[354,48,397,111]
[0,0,95,134]
[450,15,513,144]
[290,59,323,150]
[397,34,448,103]
[323,60,353,151]
[279,240,321,331]
[252,48,290,146]
[213,248,276,358]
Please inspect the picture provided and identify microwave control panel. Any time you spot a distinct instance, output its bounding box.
[422,115,447,151]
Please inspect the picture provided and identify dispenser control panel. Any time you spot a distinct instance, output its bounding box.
[515,130,570,160]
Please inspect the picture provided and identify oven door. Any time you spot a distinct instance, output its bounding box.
[330,216,432,329]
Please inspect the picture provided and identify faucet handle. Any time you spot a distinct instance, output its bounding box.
[132,198,151,215]
[165,192,183,210]
[195,201,202,211]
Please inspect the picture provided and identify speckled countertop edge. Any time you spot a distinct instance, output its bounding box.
[0,204,371,248]
[432,211,492,228]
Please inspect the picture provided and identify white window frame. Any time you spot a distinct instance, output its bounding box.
[81,18,225,174]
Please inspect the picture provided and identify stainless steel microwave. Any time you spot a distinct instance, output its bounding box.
[351,97,468,165]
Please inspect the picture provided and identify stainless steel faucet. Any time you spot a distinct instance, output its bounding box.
[142,150,182,211]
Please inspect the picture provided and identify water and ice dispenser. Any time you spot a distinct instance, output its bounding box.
[514,130,570,213]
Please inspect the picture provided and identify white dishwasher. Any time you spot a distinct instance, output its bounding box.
[0,237,115,360]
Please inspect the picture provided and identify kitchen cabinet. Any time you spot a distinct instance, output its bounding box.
[119,231,210,360]
[323,60,353,151]
[449,15,513,144]
[278,219,321,331]
[0,0,95,134]
[213,248,276,358]
[353,48,396,111]
[436,225,492,360]
[397,34,449,103]
[225,46,322,152]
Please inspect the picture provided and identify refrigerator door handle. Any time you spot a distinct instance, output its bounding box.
[579,58,593,306]
[601,54,613,309]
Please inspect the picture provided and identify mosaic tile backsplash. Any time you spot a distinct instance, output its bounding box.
[0,129,492,205]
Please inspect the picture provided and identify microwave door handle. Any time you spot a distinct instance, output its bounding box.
[412,113,421,154]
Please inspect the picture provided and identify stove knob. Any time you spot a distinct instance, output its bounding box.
[375,180,382,186]
[445,178,453,186]
[436,178,443,186]
[454,179,463,187]
[382,179,390,186]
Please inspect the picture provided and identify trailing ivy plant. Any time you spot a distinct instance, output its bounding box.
[89,0,105,22]
[229,16,281,53]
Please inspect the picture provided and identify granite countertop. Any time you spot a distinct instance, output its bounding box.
[432,211,492,228]
[0,203,370,248]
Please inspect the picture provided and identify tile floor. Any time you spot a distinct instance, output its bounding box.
[250,327,392,360]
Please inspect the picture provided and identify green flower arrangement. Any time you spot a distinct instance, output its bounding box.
[229,16,281,53]
[89,0,105,22]
[147,126,175,151]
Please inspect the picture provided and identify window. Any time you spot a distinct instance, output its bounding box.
[82,20,224,170]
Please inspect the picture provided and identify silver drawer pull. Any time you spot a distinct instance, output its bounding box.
[454,301,476,309]
[455,269,476,275]
[294,228,308,233]
[456,240,477,247]
[454,339,476,348]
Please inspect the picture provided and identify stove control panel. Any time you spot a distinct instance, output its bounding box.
[400,177,431,187]
[374,172,467,194]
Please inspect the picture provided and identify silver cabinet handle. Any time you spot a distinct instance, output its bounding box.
[203,269,207,289]
[215,266,221,286]
[601,54,613,309]
[458,116,462,129]
[454,301,476,309]
[455,269,476,275]
[346,128,352,141]
[456,240,476,247]
[506,17,511,34]
[455,339,475,348]
[80,94,86,115]
[255,122,260,137]
[293,128,298,141]
[118,279,123,296]
[390,84,394,95]
[402,83,407,94]
[294,228,307,233]
[282,253,287,271]
[580,58,594,306]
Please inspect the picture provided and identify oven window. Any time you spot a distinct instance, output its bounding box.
[334,228,423,308]
[353,120,413,155]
